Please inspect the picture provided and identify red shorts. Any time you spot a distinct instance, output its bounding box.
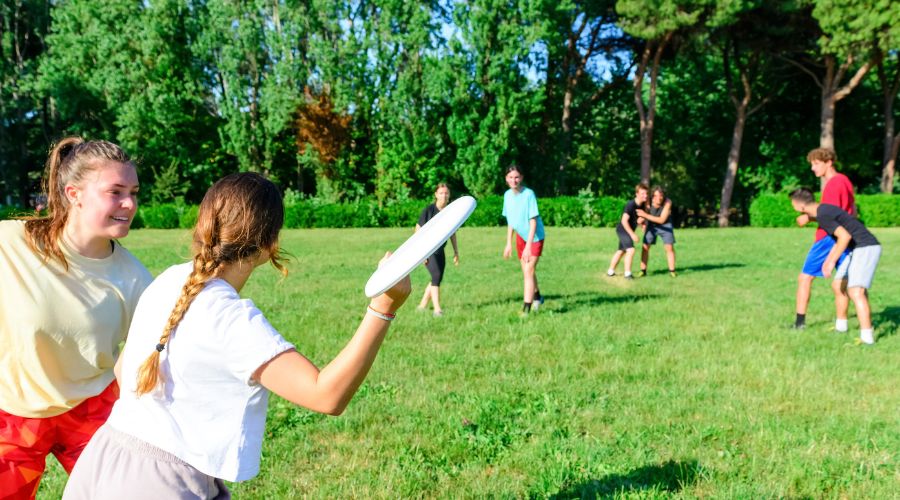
[0,381,118,500]
[516,234,544,259]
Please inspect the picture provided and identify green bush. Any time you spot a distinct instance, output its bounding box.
[178,205,199,229]
[284,202,315,228]
[0,206,35,220]
[466,195,504,226]
[749,193,797,227]
[750,192,900,228]
[379,199,422,227]
[856,194,900,227]
[139,204,180,229]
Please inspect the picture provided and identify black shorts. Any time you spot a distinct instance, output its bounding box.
[616,227,635,251]
[425,247,446,286]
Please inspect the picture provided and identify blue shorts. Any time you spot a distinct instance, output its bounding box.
[801,237,849,278]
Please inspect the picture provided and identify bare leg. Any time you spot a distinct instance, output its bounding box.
[640,244,650,272]
[418,284,432,309]
[849,287,871,329]
[521,255,539,303]
[609,250,624,272]
[665,244,676,271]
[623,248,636,275]
[430,285,443,314]
[796,273,815,315]
[831,278,849,320]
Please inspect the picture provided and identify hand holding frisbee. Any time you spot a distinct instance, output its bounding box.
[365,196,477,298]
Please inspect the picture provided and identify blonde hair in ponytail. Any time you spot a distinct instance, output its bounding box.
[134,172,286,396]
[24,136,134,269]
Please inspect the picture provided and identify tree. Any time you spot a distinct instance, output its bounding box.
[537,0,632,194]
[709,1,795,226]
[801,0,884,151]
[443,0,544,198]
[616,0,709,184]
[877,51,900,193]
[0,0,50,206]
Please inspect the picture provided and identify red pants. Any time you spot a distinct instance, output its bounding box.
[0,382,118,500]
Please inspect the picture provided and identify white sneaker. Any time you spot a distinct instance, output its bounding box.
[860,329,875,345]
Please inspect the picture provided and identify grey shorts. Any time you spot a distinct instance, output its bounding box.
[834,244,881,289]
[63,425,230,500]
[643,226,675,246]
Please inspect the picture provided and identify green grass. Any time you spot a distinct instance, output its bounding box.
[37,227,900,498]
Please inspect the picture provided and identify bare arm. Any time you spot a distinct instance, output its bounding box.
[450,233,459,265]
[636,201,671,224]
[821,226,851,278]
[255,271,411,416]
[621,212,638,241]
[503,225,515,259]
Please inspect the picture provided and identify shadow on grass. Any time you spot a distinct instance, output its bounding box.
[549,459,703,499]
[545,292,661,314]
[667,262,745,274]
[874,306,900,339]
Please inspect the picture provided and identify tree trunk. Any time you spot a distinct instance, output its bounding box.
[719,105,747,227]
[883,134,900,193]
[878,56,900,193]
[557,84,574,194]
[819,91,836,150]
[634,33,670,185]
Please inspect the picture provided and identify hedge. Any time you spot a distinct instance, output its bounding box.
[6,192,892,229]
[749,193,900,227]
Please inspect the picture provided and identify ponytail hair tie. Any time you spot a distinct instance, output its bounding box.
[155,343,166,352]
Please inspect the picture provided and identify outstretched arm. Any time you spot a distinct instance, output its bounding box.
[255,261,411,416]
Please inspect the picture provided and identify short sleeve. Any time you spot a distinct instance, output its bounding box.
[222,300,296,385]
[527,191,539,219]
[501,191,509,219]
[418,205,430,226]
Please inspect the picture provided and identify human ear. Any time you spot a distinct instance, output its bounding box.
[64,184,80,206]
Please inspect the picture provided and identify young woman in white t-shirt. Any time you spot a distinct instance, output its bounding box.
[64,172,411,499]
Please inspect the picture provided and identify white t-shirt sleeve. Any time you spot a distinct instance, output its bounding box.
[221,299,295,385]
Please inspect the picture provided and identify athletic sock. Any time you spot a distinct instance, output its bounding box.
[860,328,875,345]
[523,302,532,313]
[794,313,806,328]
[835,318,849,332]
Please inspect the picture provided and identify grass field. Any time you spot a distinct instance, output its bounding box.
[37,226,900,498]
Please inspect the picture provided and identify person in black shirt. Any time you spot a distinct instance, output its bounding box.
[790,188,882,344]
[607,183,649,280]
[416,184,459,317]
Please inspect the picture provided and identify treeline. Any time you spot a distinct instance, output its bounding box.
[1,0,898,226]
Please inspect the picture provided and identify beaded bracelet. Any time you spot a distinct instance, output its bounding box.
[367,305,396,322]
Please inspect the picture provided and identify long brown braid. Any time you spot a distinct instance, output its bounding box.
[24,137,134,269]
[134,172,286,396]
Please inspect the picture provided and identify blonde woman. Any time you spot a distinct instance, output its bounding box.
[0,137,151,497]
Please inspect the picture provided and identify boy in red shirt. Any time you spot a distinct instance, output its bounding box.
[793,148,855,331]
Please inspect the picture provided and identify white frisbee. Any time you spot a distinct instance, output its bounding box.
[365,196,477,298]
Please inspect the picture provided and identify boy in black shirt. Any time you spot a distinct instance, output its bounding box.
[790,188,882,344]
[607,183,649,280]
